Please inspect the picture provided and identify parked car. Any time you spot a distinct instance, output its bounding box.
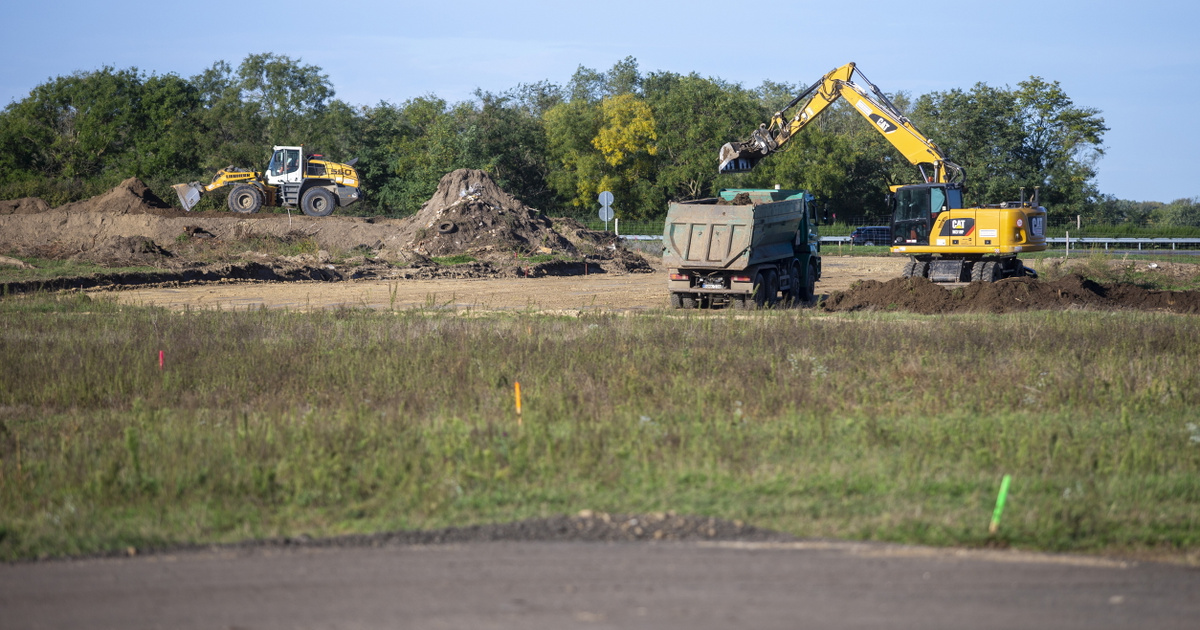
[850,226,891,246]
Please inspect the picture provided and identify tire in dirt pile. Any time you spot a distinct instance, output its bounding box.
[301,187,336,217]
[227,185,262,214]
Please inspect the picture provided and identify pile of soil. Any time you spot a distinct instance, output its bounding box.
[396,169,576,257]
[56,178,189,218]
[0,197,50,215]
[82,512,791,559]
[0,171,655,286]
[823,274,1200,314]
[70,236,173,266]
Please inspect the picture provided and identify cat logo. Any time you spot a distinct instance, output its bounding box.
[939,217,975,237]
[868,113,895,133]
[1030,215,1045,237]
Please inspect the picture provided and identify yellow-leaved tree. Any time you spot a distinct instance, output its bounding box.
[593,93,657,166]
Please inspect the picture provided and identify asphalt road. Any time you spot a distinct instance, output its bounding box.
[3,541,1197,630]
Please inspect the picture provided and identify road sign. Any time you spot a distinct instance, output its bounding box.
[598,190,614,230]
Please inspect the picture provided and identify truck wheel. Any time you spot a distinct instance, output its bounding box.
[801,262,817,306]
[785,260,803,307]
[752,272,768,309]
[301,187,336,217]
[731,297,750,310]
[765,270,780,307]
[669,292,683,309]
[227,185,262,213]
[681,295,698,309]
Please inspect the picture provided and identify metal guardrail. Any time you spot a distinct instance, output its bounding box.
[620,235,1200,250]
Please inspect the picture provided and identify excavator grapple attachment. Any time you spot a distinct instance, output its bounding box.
[173,183,203,212]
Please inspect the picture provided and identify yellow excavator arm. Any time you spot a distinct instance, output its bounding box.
[719,62,962,185]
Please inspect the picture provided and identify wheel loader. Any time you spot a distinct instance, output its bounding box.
[173,146,361,217]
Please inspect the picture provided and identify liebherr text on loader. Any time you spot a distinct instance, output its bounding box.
[719,62,1046,283]
[173,146,361,217]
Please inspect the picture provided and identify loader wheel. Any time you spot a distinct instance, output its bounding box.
[301,187,336,217]
[227,185,262,214]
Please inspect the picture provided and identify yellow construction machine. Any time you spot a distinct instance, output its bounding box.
[719,62,1046,282]
[173,146,361,217]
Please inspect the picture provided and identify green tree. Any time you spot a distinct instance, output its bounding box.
[0,67,203,202]
[646,72,760,201]
[913,78,1106,219]
[1153,197,1200,227]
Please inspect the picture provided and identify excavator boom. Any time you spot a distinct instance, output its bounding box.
[718,62,962,185]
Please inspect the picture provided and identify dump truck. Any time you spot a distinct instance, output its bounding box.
[664,188,821,309]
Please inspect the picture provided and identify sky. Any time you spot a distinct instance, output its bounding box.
[3,0,1197,203]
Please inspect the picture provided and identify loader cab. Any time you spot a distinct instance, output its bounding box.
[265,146,304,185]
[890,183,963,246]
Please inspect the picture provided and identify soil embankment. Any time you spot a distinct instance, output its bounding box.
[822,274,1200,314]
[0,171,652,293]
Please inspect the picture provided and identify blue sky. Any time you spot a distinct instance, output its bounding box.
[3,1,1196,203]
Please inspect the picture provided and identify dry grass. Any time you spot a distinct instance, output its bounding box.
[1,294,1198,560]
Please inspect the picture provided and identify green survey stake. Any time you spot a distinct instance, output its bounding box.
[989,474,1012,534]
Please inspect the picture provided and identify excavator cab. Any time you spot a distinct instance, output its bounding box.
[890,183,963,246]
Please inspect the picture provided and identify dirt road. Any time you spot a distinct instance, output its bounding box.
[4,541,1196,629]
[106,255,908,312]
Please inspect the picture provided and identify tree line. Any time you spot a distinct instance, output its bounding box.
[2,53,1192,226]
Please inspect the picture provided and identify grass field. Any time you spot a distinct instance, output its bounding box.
[2,294,1199,561]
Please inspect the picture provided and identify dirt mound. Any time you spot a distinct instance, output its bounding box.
[0,197,50,215]
[56,178,188,218]
[70,235,173,266]
[397,169,575,257]
[823,274,1200,314]
[75,512,789,559]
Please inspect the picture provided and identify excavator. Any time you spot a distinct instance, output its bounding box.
[719,62,1046,282]
[173,146,361,217]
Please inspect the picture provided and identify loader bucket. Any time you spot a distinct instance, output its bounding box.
[718,142,765,174]
[173,182,203,212]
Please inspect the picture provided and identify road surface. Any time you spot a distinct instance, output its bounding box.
[3,540,1197,629]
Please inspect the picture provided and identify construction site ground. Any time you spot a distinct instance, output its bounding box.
[4,173,1200,314]
[99,255,900,312]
